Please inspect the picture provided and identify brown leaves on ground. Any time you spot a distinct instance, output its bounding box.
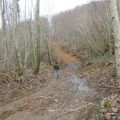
[80,56,120,95]
[0,68,52,106]
[78,56,120,119]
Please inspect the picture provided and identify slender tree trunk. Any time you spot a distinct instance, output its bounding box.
[12,0,23,76]
[107,0,115,55]
[24,0,27,76]
[0,0,8,70]
[48,36,53,64]
[1,0,5,32]
[34,0,40,74]
[0,1,2,29]
[109,0,120,81]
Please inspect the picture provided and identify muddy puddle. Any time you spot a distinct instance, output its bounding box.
[65,74,95,101]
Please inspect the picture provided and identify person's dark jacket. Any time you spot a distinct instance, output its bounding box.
[53,64,60,70]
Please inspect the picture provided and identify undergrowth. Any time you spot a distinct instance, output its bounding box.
[92,95,120,120]
[84,52,112,67]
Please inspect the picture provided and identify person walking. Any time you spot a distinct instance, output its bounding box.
[53,61,60,78]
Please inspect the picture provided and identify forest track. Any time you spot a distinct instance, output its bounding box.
[52,41,79,63]
[0,41,96,120]
[0,65,95,120]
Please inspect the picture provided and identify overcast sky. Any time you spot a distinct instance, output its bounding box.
[19,0,90,18]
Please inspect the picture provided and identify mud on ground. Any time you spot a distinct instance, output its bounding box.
[0,62,96,120]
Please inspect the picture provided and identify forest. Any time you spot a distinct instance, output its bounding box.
[0,0,120,120]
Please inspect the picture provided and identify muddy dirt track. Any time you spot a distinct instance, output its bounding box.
[0,42,96,120]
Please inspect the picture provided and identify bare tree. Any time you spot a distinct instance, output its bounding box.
[12,0,23,75]
[33,0,40,74]
[0,0,6,32]
[52,1,110,58]
[109,0,120,80]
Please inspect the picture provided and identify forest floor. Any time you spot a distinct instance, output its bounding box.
[0,42,120,120]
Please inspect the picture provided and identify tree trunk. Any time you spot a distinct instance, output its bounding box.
[107,0,115,55]
[48,36,53,64]
[2,0,5,32]
[33,0,40,74]
[12,0,23,76]
[109,0,120,81]
[0,1,2,29]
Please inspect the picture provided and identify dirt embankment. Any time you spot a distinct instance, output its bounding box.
[0,68,52,106]
[79,58,120,95]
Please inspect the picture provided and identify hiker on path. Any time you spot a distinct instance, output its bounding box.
[53,61,60,78]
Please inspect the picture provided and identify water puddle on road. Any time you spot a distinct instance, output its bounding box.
[66,73,95,101]
[69,74,89,91]
[64,62,95,101]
